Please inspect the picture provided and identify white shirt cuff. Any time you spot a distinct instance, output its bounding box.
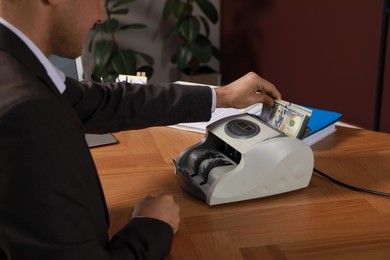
[211,87,217,112]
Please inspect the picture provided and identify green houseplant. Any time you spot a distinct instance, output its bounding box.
[88,0,154,83]
[162,0,221,83]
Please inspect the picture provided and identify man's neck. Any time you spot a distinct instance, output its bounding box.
[0,3,50,57]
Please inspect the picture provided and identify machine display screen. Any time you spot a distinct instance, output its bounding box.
[237,121,254,131]
[225,119,260,139]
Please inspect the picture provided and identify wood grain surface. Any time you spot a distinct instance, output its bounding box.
[91,126,390,259]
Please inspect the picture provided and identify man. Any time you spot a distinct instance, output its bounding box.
[0,0,281,259]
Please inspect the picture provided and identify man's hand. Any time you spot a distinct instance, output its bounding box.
[215,72,281,109]
[132,194,180,233]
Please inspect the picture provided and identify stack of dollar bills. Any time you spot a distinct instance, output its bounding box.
[258,100,312,139]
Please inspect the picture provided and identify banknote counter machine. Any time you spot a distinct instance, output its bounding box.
[173,113,314,205]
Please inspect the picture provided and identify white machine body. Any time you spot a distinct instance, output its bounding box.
[174,113,314,205]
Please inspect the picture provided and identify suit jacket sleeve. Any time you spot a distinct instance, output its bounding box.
[63,78,213,134]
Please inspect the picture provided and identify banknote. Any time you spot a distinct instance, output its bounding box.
[258,100,312,139]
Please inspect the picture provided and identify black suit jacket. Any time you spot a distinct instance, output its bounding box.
[0,24,212,259]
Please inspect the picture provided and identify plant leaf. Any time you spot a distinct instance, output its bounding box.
[109,8,129,15]
[92,23,107,33]
[112,0,136,8]
[93,40,114,67]
[191,35,212,63]
[112,49,137,75]
[136,52,154,65]
[92,65,105,80]
[176,44,193,70]
[119,23,147,30]
[199,16,210,36]
[103,18,120,33]
[180,16,200,43]
[195,0,219,24]
[87,31,98,52]
[174,3,193,19]
[105,73,119,83]
[163,0,179,20]
[212,45,221,60]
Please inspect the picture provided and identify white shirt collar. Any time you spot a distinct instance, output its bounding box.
[0,17,66,93]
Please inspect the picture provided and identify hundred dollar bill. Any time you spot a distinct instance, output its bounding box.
[278,108,308,138]
[289,103,312,117]
[258,100,312,139]
[259,100,290,127]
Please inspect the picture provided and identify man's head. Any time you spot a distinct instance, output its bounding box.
[0,0,107,58]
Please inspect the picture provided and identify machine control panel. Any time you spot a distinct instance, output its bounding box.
[225,119,260,139]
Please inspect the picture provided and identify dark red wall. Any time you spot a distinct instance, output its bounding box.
[380,18,390,132]
[221,0,385,131]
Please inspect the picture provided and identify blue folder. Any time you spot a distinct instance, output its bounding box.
[305,106,342,136]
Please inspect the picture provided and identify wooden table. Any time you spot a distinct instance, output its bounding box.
[91,126,390,259]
